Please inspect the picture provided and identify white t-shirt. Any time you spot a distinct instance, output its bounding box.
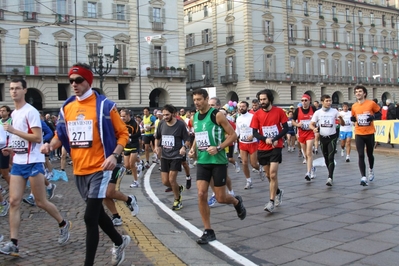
[235,112,257,143]
[311,108,340,137]
[10,103,44,164]
[339,110,353,132]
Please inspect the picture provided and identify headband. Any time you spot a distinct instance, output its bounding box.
[301,94,311,101]
[68,66,94,86]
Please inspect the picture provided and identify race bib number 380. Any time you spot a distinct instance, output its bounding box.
[67,120,93,148]
[11,135,28,154]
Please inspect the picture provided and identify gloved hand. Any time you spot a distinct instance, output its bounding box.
[350,116,357,122]
[367,115,374,122]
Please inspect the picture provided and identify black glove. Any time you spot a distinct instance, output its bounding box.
[350,116,357,123]
[367,115,374,122]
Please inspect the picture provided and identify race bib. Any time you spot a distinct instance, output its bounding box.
[320,117,334,128]
[344,119,351,126]
[67,120,93,148]
[195,131,210,151]
[287,120,292,127]
[240,127,253,142]
[161,135,174,149]
[357,114,370,126]
[262,125,278,138]
[301,120,311,130]
[11,135,28,154]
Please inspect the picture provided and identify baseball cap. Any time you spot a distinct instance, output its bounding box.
[289,105,294,109]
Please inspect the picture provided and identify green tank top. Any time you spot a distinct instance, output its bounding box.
[193,108,227,165]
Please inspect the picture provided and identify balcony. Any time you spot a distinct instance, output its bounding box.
[288,37,296,45]
[304,39,312,47]
[55,14,70,24]
[333,42,340,49]
[226,36,234,45]
[320,40,326,48]
[347,43,353,51]
[0,9,4,20]
[152,22,164,31]
[23,11,37,22]
[265,34,274,43]
[371,46,378,55]
[146,68,186,81]
[186,78,214,90]
[220,74,238,84]
[384,48,390,54]
[360,45,366,52]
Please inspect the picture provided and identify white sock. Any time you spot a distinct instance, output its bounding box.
[229,190,234,195]
[46,184,52,189]
[247,178,252,183]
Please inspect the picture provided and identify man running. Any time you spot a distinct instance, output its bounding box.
[142,107,156,169]
[310,95,344,186]
[41,63,130,266]
[350,85,381,186]
[339,102,353,162]
[251,89,288,213]
[155,104,190,210]
[1,79,70,257]
[189,88,246,244]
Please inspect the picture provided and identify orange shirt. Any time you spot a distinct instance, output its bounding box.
[351,99,381,135]
[56,93,128,175]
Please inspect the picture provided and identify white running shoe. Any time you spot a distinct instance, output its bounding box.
[326,177,333,186]
[368,168,374,182]
[360,176,368,186]
[341,149,345,157]
[235,162,241,173]
[244,181,252,189]
[302,158,307,164]
[310,166,316,179]
[346,155,350,163]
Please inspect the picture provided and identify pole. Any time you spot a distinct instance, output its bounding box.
[137,0,142,104]
[74,0,78,62]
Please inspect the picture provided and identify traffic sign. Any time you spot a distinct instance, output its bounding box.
[144,35,162,44]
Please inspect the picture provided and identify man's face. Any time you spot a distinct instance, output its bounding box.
[208,99,217,109]
[355,89,366,101]
[162,110,173,122]
[322,98,332,108]
[193,94,208,111]
[343,104,349,112]
[120,111,129,122]
[259,94,270,109]
[157,113,163,119]
[252,102,259,110]
[0,108,9,119]
[45,114,50,120]
[313,101,319,108]
[180,109,185,116]
[69,74,90,97]
[143,109,149,116]
[301,97,310,109]
[9,82,26,102]
[239,103,248,113]
[185,111,191,119]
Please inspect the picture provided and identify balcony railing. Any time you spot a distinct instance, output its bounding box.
[220,74,238,84]
[56,14,70,24]
[288,37,296,45]
[304,39,312,47]
[226,36,234,45]
[152,22,164,31]
[347,43,353,51]
[186,78,214,90]
[147,69,187,79]
[23,11,37,22]
[320,40,326,48]
[265,34,274,43]
[333,42,340,49]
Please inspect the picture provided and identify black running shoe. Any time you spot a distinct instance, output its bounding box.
[186,176,192,189]
[197,229,216,244]
[234,195,246,220]
[165,187,172,192]
[305,175,311,181]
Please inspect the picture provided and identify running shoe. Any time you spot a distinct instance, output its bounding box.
[368,168,375,182]
[172,196,183,210]
[326,177,333,186]
[126,169,132,175]
[360,176,368,186]
[116,166,127,179]
[244,180,252,189]
[23,195,36,206]
[234,162,241,173]
[197,229,216,245]
[264,200,275,213]
[275,189,284,207]
[129,181,140,188]
[346,155,350,163]
[47,183,57,199]
[193,160,197,166]
[144,161,150,169]
[315,149,318,155]
[258,167,266,181]
[305,173,311,181]
[341,149,345,157]
[112,217,123,226]
[186,176,192,189]
[208,195,217,207]
[138,169,144,179]
[0,201,10,217]
[0,187,6,195]
[111,235,131,266]
[188,163,194,169]
[252,168,259,173]
[0,241,19,256]
[58,220,72,245]
[234,195,246,220]
[303,158,307,164]
[126,195,139,217]
[310,167,316,179]
[0,234,3,242]
[165,187,172,192]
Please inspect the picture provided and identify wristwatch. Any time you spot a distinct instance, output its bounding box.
[112,153,120,159]
[216,146,222,152]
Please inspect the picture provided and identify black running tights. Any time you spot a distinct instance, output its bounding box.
[84,198,123,266]
[355,134,375,177]
[320,135,337,179]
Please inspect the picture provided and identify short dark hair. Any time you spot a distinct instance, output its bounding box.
[320,94,331,102]
[192,88,208,99]
[11,78,27,89]
[343,102,349,107]
[354,85,368,98]
[252,99,259,104]
[120,109,131,116]
[210,97,221,107]
[239,101,249,108]
[314,100,319,104]
[0,105,11,113]
[257,89,274,104]
[163,104,176,114]
[143,107,150,112]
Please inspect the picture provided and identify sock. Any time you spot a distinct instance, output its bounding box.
[186,175,191,179]
[126,196,132,205]
[30,193,34,199]
[11,238,18,246]
[229,190,234,195]
[46,184,52,189]
[59,220,66,228]
[276,188,281,195]
[247,178,252,183]
[112,213,121,219]
[61,169,65,171]
[270,199,275,203]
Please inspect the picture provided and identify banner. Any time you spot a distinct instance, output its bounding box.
[374,120,391,143]
[390,121,399,144]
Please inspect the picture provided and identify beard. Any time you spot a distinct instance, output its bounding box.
[240,109,247,114]
[261,102,271,110]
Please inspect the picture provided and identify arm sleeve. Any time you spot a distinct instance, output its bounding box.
[272,122,289,142]
[292,109,299,120]
[131,121,141,139]
[253,128,266,141]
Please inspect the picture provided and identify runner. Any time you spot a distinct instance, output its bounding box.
[250,89,288,213]
[339,102,353,162]
[142,107,156,169]
[286,110,296,152]
[310,95,344,186]
[189,88,246,244]
[350,85,381,186]
[155,104,190,210]
[1,79,70,257]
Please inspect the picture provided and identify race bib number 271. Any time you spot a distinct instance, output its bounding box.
[67,120,94,148]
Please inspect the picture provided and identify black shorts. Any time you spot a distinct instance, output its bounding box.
[196,164,227,187]
[143,135,155,145]
[257,148,282,165]
[0,152,10,169]
[161,158,182,172]
[108,166,121,184]
[226,145,234,158]
[124,142,140,156]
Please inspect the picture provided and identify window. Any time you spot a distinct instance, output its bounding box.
[382,15,386,27]
[290,56,296,69]
[153,7,161,22]
[57,0,66,15]
[227,0,233,11]
[152,46,162,68]
[333,29,338,42]
[227,23,233,37]
[333,59,340,76]
[265,0,269,8]
[203,61,212,83]
[382,36,387,49]
[88,43,98,67]
[319,28,326,41]
[88,2,96,18]
[227,56,234,74]
[370,13,374,25]
[188,64,195,81]
[26,40,36,66]
[318,4,323,17]
[264,20,273,37]
[58,41,68,74]
[287,0,292,12]
[305,57,311,75]
[202,29,211,43]
[347,60,352,76]
[359,33,364,46]
[358,10,362,23]
[289,24,295,39]
[345,31,351,44]
[370,35,375,47]
[360,61,365,77]
[188,11,192,22]
[265,54,273,73]
[116,5,125,20]
[304,1,308,16]
[346,8,350,22]
[115,44,127,73]
[204,5,208,17]
[24,0,35,12]
[384,63,388,78]
[332,6,336,19]
[304,26,310,40]
[320,59,326,75]
[186,33,195,47]
[371,62,377,76]
[391,16,395,28]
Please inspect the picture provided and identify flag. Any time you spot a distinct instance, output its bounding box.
[25,66,39,75]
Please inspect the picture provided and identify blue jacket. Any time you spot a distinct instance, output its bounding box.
[41,120,54,143]
[56,91,117,159]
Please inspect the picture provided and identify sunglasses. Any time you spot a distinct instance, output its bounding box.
[301,99,308,102]
[69,77,85,84]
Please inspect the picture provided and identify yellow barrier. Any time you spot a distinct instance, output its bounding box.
[351,120,399,144]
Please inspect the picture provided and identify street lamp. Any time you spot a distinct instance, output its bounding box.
[88,46,113,94]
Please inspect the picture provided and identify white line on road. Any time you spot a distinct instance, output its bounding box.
[144,163,258,266]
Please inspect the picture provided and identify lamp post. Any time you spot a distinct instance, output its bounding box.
[88,46,113,94]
